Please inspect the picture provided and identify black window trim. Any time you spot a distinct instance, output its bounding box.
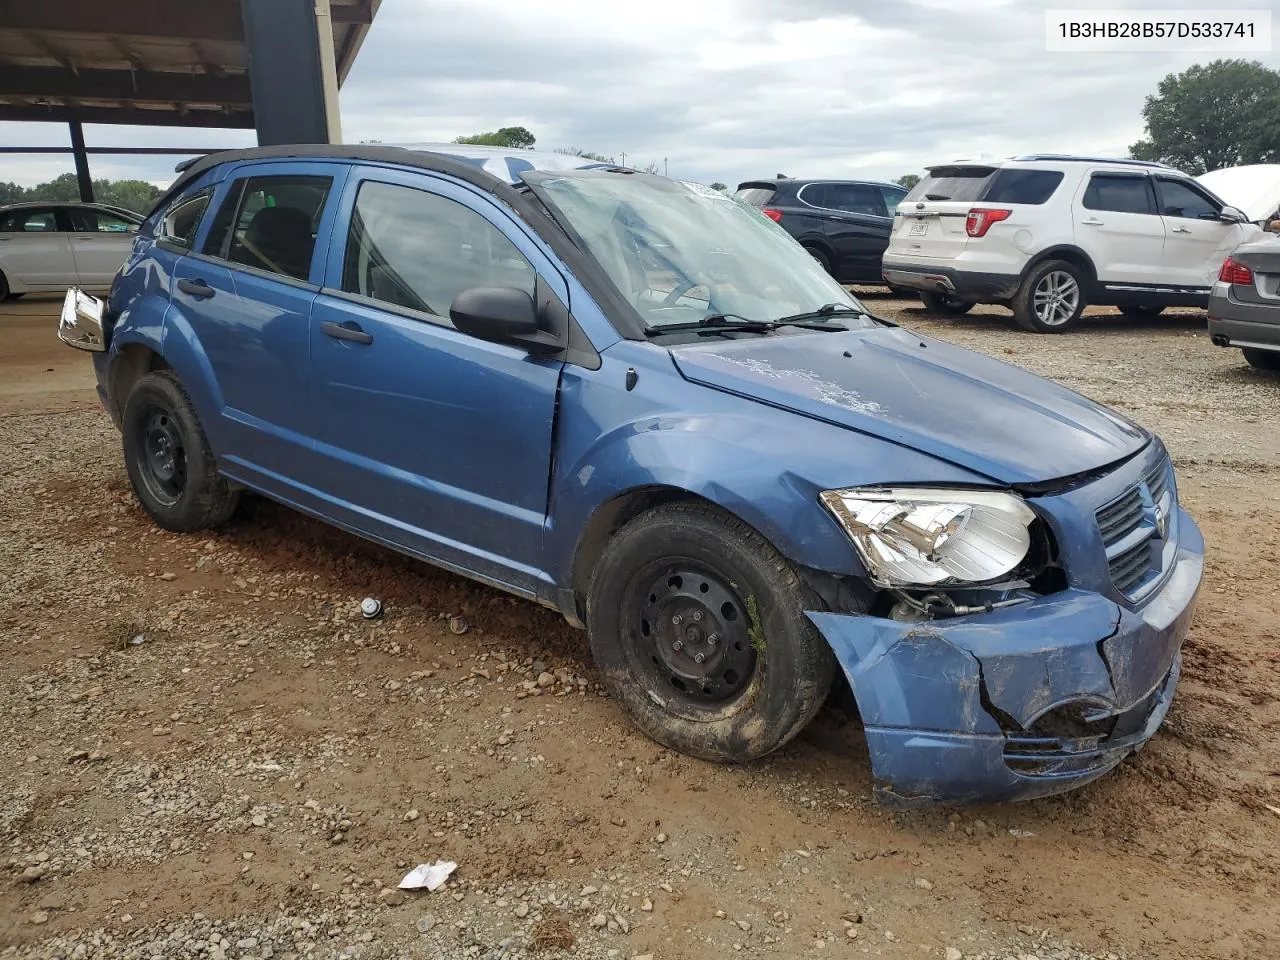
[1152,175,1222,220]
[796,181,891,219]
[1082,171,1157,216]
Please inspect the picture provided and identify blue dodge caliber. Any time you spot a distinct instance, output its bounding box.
[59,145,1203,804]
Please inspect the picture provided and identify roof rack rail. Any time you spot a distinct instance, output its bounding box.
[1013,154,1173,169]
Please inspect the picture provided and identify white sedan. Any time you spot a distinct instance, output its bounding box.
[0,201,143,299]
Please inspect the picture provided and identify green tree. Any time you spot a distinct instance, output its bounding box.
[710,181,728,191]
[15,174,163,213]
[454,126,536,149]
[0,181,25,204]
[894,173,921,190]
[1130,59,1280,174]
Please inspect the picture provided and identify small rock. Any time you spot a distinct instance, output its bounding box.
[590,913,608,929]
[448,615,469,634]
[514,902,529,918]
[159,572,177,581]
[21,866,45,883]
[735,920,751,931]
[846,927,859,940]
[31,911,49,925]
[611,816,626,827]
[378,887,405,907]
[945,949,963,960]
[404,809,420,822]
[236,938,259,950]
[251,815,267,828]
[655,832,667,844]
[641,898,653,912]
[416,915,437,933]
[915,878,934,891]
[536,672,556,688]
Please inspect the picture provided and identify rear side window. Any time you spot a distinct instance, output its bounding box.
[341,180,536,320]
[158,189,213,249]
[984,169,1065,205]
[905,166,996,203]
[879,186,908,213]
[204,175,332,282]
[734,187,776,208]
[1154,178,1219,220]
[69,208,137,232]
[1082,174,1154,214]
[0,209,60,232]
[822,183,889,217]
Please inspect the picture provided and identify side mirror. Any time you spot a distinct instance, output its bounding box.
[1218,205,1248,223]
[450,286,561,354]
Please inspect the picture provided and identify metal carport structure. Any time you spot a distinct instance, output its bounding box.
[0,0,379,201]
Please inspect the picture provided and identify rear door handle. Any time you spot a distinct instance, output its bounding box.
[321,320,373,345]
[177,278,215,299]
[1081,218,1104,226]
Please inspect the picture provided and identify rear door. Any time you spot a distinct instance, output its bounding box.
[814,182,893,282]
[1073,171,1166,284]
[169,161,349,486]
[65,206,139,288]
[0,206,77,287]
[890,165,996,260]
[1153,175,1250,288]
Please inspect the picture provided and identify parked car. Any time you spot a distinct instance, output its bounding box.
[58,144,1203,804]
[0,201,142,298]
[881,155,1258,332]
[1208,233,1280,371]
[733,178,908,283]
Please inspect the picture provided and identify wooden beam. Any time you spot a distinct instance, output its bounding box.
[0,0,246,43]
[0,103,254,129]
[0,65,252,107]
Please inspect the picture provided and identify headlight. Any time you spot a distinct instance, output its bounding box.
[819,487,1036,587]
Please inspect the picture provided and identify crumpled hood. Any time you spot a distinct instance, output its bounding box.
[670,327,1149,485]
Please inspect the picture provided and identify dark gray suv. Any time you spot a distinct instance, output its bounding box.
[734,178,908,284]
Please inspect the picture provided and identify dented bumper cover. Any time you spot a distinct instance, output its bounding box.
[807,509,1204,805]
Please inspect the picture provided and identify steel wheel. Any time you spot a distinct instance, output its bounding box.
[1032,270,1080,327]
[623,562,757,713]
[135,405,188,506]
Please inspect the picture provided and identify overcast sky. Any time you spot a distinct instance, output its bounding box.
[1,0,1276,190]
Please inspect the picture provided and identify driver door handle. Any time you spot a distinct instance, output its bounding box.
[1170,225,1192,233]
[1080,218,1104,226]
[321,320,374,345]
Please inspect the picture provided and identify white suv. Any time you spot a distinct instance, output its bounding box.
[881,155,1258,332]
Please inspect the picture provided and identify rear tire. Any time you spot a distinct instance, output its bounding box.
[586,501,835,763]
[803,245,832,275]
[919,291,973,316]
[0,271,9,300]
[1119,304,1164,319]
[1243,348,1280,372]
[1013,260,1086,333]
[122,370,239,532]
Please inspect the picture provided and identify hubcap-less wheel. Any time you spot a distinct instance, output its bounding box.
[1032,270,1080,327]
[625,563,757,713]
[138,406,188,506]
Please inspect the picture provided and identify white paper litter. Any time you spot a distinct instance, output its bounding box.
[399,860,457,891]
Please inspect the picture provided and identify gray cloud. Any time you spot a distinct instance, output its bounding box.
[0,0,1276,190]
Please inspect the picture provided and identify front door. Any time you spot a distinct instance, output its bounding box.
[0,206,76,288]
[1074,171,1166,284]
[817,183,892,282]
[1153,176,1250,289]
[309,167,566,594]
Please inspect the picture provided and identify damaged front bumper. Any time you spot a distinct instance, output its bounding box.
[807,509,1204,805]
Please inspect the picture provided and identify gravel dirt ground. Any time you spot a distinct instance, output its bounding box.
[2,292,1278,960]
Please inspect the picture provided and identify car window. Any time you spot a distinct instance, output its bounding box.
[0,209,60,232]
[823,183,889,218]
[905,166,996,203]
[984,169,1065,205]
[1155,178,1219,220]
[1082,174,1154,214]
[208,175,333,282]
[158,188,214,249]
[341,180,536,320]
[798,183,829,208]
[734,187,776,208]
[879,186,908,213]
[70,208,137,232]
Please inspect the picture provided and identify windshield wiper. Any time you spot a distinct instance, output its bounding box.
[643,314,774,337]
[772,303,864,327]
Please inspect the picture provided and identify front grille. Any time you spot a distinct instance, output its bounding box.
[1097,454,1174,600]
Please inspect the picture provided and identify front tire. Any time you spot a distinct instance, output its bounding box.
[1013,260,1086,333]
[586,501,835,763]
[122,371,239,532]
[1243,348,1280,372]
[919,291,973,316]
